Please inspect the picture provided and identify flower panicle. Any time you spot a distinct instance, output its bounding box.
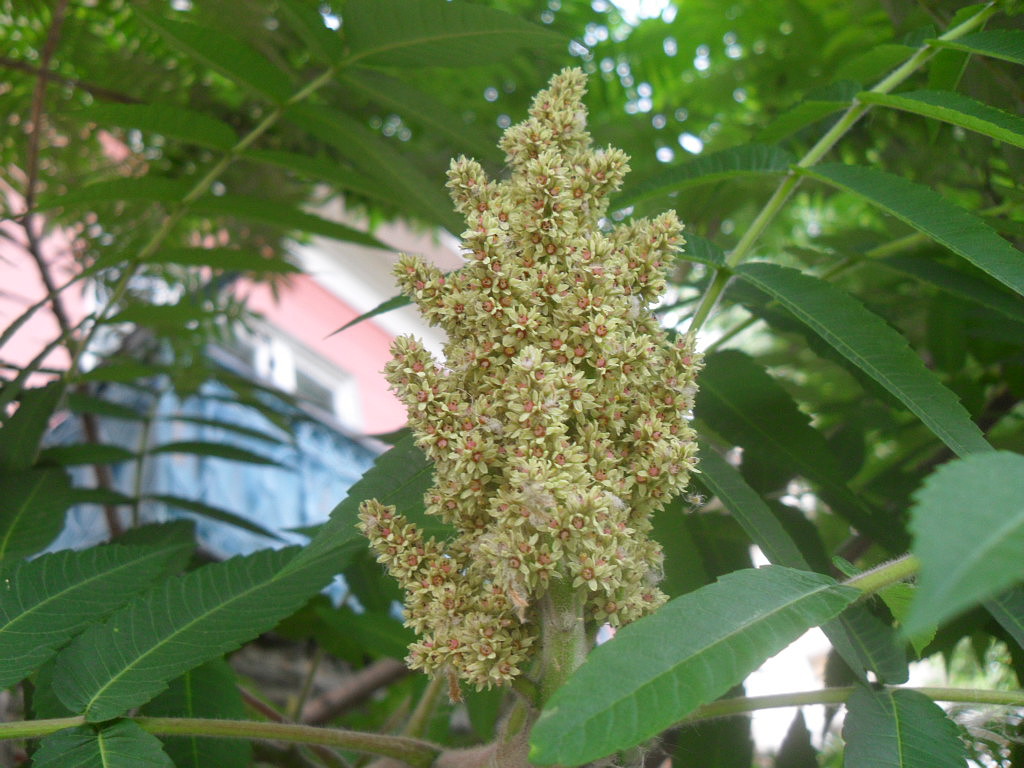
[357,68,702,691]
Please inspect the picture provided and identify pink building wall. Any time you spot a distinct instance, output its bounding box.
[243,275,405,434]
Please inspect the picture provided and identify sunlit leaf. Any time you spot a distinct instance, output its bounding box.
[529,567,859,766]
[843,687,967,768]
[736,262,992,458]
[904,451,1024,635]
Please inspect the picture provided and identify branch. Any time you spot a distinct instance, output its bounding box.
[679,684,1024,724]
[0,56,141,105]
[134,717,443,768]
[302,658,409,725]
[688,2,1000,332]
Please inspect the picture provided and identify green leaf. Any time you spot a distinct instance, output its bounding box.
[801,164,1024,297]
[146,440,280,465]
[275,0,346,64]
[0,540,193,687]
[0,381,65,472]
[135,9,294,103]
[843,687,967,768]
[736,262,992,458]
[288,432,444,575]
[75,102,237,151]
[879,255,1024,325]
[65,392,144,421]
[152,247,299,274]
[39,443,136,466]
[243,149,391,204]
[529,566,859,766]
[696,447,906,683]
[858,89,1024,148]
[190,195,389,250]
[697,350,891,546]
[617,145,794,208]
[285,102,460,231]
[673,713,753,768]
[343,68,496,159]
[145,493,284,541]
[314,604,414,660]
[164,415,288,445]
[140,659,251,768]
[680,233,726,267]
[53,545,337,721]
[77,359,165,384]
[985,586,1024,651]
[904,451,1024,635]
[328,293,412,337]
[758,81,862,145]
[930,30,1024,66]
[34,720,174,768]
[36,177,192,211]
[344,0,565,68]
[0,467,74,562]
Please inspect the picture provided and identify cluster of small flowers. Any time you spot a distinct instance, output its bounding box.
[358,68,702,691]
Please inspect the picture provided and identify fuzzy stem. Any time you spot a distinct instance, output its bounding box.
[134,718,441,768]
[537,577,588,705]
[842,553,921,594]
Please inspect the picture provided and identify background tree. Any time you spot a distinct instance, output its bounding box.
[1,1,1022,767]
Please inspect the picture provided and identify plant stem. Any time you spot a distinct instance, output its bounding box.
[537,577,587,706]
[680,684,1024,724]
[842,552,921,594]
[134,718,442,768]
[402,670,444,739]
[688,1,998,334]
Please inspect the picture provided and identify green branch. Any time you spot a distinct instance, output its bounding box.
[680,684,1024,724]
[842,553,921,594]
[0,715,442,768]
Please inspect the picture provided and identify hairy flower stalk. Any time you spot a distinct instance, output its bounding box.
[358,68,702,693]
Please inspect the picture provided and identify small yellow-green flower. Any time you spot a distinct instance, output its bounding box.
[358,68,702,691]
